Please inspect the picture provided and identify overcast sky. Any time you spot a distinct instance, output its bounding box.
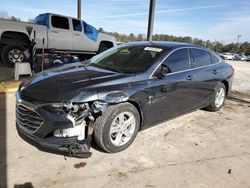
[0,0,249,43]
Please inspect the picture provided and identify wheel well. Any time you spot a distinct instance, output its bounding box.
[127,100,144,128]
[221,80,229,95]
[0,31,30,47]
[100,41,114,48]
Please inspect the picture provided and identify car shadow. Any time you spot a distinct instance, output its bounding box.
[90,138,108,153]
[14,182,34,188]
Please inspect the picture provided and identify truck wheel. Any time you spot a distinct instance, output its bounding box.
[1,44,25,66]
[94,103,140,153]
[98,43,109,53]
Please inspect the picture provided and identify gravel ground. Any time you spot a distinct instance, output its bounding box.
[228,60,250,93]
[0,60,250,188]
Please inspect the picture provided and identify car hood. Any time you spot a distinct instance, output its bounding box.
[19,62,134,103]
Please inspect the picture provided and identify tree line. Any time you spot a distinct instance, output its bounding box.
[99,28,250,55]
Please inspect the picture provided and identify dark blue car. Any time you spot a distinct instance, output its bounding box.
[16,41,234,158]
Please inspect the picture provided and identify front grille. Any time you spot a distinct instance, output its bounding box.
[16,105,44,133]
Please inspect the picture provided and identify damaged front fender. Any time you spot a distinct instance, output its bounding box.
[69,90,130,104]
[98,91,130,103]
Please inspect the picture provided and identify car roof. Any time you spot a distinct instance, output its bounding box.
[123,41,198,50]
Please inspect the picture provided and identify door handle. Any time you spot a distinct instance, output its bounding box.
[212,70,218,74]
[186,75,194,80]
[52,31,59,33]
[74,33,80,36]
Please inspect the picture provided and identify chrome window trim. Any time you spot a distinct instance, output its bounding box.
[209,51,221,64]
[150,46,222,79]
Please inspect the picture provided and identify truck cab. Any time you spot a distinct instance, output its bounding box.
[0,13,116,66]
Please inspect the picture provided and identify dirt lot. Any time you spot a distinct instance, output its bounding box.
[1,60,250,188]
[229,60,250,93]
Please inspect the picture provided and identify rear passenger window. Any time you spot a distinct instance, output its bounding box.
[210,53,220,64]
[163,48,190,72]
[51,16,69,30]
[72,19,82,32]
[190,49,212,68]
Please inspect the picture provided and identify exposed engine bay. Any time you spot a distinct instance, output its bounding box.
[49,101,109,157]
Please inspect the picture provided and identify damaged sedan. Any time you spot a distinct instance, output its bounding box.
[16,41,234,158]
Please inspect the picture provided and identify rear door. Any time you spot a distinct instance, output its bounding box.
[72,19,97,51]
[49,15,72,50]
[187,48,220,107]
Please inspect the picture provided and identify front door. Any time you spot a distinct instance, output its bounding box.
[142,48,197,128]
[142,69,200,128]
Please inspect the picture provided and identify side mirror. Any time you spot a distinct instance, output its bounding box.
[155,71,165,79]
[154,64,170,79]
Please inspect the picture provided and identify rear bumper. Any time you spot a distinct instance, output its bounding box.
[17,123,92,158]
[227,71,234,95]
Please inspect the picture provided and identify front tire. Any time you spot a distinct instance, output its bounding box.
[1,44,25,66]
[94,103,140,153]
[206,83,226,112]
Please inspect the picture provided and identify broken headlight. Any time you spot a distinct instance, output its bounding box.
[51,101,108,140]
[52,103,91,140]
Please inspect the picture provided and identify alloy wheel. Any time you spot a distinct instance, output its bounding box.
[109,112,136,147]
[215,87,225,108]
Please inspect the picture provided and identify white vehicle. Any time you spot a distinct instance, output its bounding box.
[222,52,234,60]
[247,56,250,61]
[0,13,116,65]
[240,55,247,61]
[233,54,248,61]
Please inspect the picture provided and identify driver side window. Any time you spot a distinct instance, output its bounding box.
[163,48,190,73]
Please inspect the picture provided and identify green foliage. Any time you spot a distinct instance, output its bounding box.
[98,27,105,32]
[10,16,21,22]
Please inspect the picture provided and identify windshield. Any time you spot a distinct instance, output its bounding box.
[34,14,45,25]
[33,14,49,28]
[89,46,166,73]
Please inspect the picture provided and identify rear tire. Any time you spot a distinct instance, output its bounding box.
[206,82,226,112]
[1,44,25,67]
[94,103,140,153]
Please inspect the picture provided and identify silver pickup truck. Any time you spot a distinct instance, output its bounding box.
[0,13,116,65]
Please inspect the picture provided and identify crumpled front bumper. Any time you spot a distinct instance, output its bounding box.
[15,91,92,158]
[17,125,92,158]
